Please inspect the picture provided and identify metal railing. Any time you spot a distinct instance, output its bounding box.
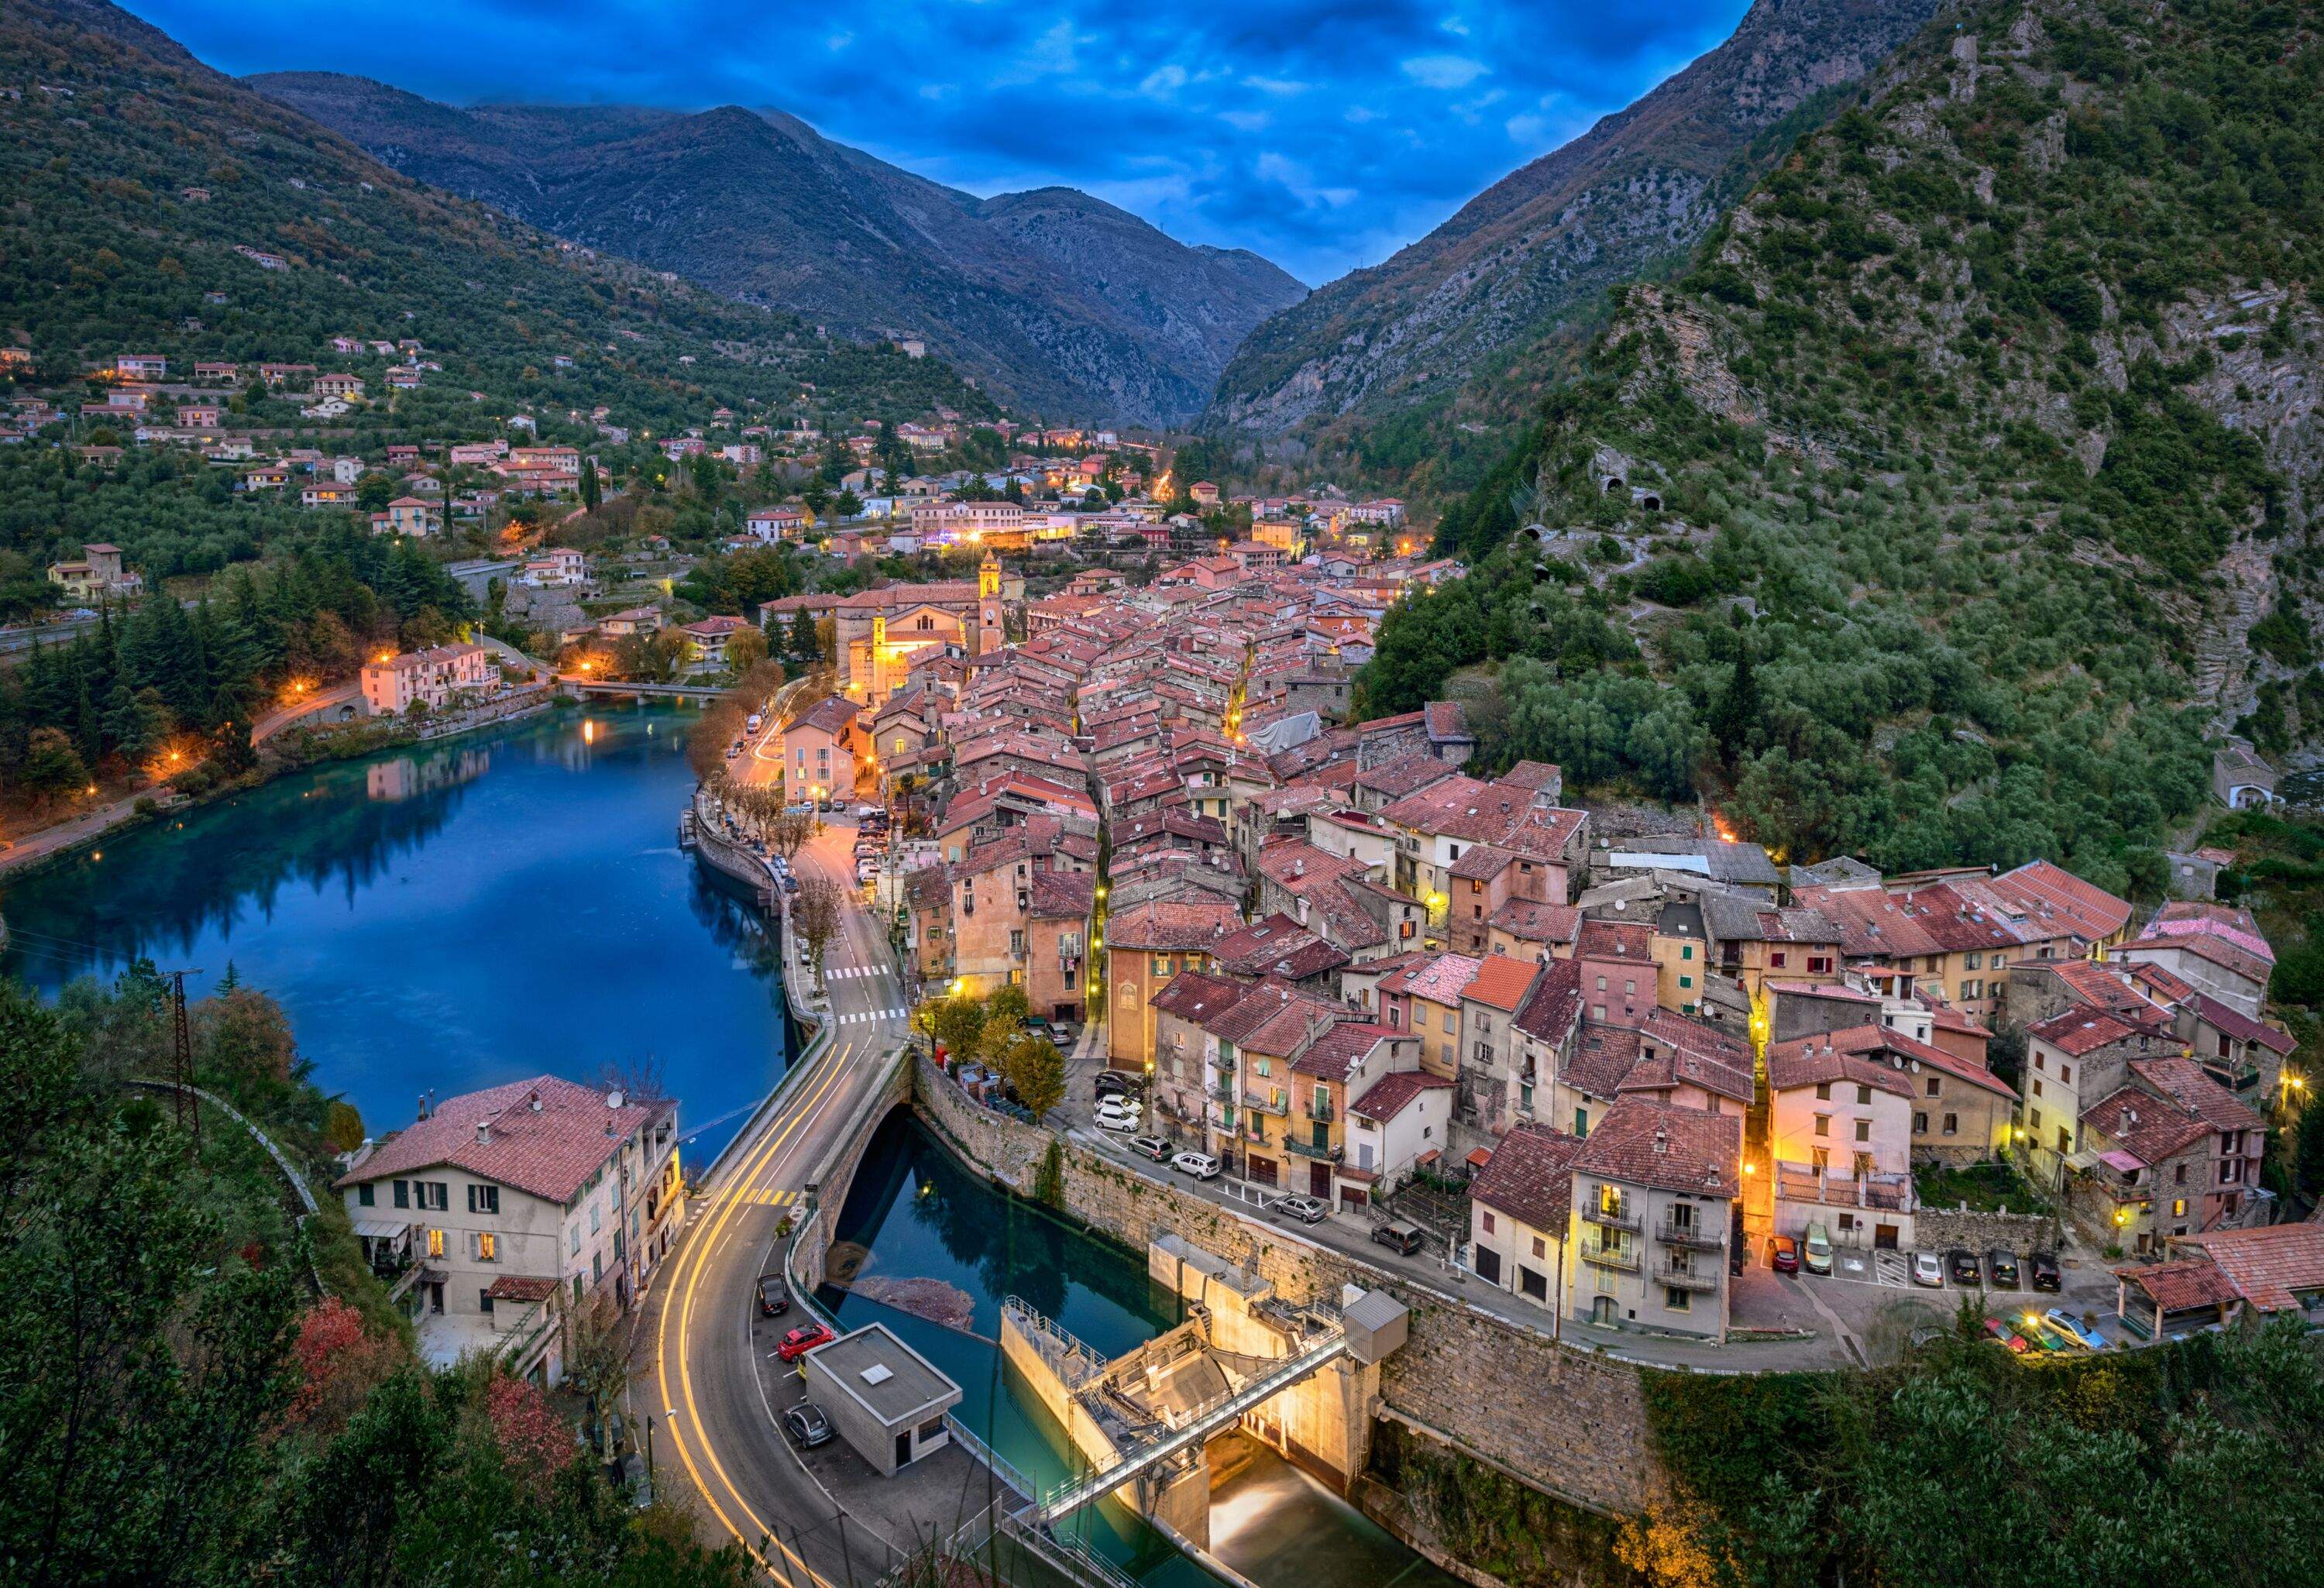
[1652,1260,1720,1294]
[1283,1136,1339,1162]
[1578,1243,1640,1273]
[1581,1201,1641,1233]
[1002,1295,1110,1389]
[1243,1091,1288,1116]
[1655,1215,1726,1251]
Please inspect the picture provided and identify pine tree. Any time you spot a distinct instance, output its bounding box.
[1709,620,1760,770]
[789,607,819,662]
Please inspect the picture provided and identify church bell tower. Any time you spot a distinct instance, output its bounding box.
[976,549,1003,658]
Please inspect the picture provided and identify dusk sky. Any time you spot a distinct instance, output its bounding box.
[125,0,1754,286]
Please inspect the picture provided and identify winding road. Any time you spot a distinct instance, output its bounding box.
[643,812,913,1585]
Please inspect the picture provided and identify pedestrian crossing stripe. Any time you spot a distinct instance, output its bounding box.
[834,1009,909,1024]
[740,1188,793,1207]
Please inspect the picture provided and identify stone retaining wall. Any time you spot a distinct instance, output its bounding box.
[912,1050,1659,1518]
[1914,1205,2061,1256]
[793,1048,911,1294]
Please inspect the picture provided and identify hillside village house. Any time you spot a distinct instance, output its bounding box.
[681,615,751,669]
[1469,1122,1585,1311]
[1105,894,1239,1075]
[374,497,442,537]
[362,641,497,717]
[1765,1029,1918,1249]
[782,694,861,803]
[335,1075,684,1383]
[46,543,142,601]
[746,505,807,541]
[1567,1097,1741,1342]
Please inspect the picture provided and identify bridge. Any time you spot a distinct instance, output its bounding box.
[998,1235,1407,1555]
[1026,1303,1352,1523]
[561,675,727,699]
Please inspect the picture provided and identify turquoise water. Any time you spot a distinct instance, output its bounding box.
[819,1112,1458,1588]
[0,703,792,1166]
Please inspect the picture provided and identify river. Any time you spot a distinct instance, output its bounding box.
[818,1111,1459,1588]
[0,702,792,1166]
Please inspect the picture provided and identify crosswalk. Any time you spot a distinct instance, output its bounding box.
[825,966,889,980]
[833,1008,908,1025]
[737,1188,799,1207]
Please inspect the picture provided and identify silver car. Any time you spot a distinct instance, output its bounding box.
[1274,1194,1328,1224]
[1171,1150,1222,1180]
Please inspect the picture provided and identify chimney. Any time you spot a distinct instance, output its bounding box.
[1293,857,1305,877]
[475,1120,492,1146]
[1654,1128,1669,1153]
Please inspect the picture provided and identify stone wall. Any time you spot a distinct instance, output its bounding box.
[913,1051,1659,1518]
[793,1047,910,1293]
[1913,1204,2060,1256]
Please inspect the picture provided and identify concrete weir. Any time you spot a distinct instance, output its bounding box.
[1000,1233,1408,1551]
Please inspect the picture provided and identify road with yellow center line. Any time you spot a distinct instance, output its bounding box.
[645,809,914,1586]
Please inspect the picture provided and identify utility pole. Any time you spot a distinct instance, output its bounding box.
[165,969,200,1154]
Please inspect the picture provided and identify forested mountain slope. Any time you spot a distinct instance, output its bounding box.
[0,2,988,430]
[248,73,1308,426]
[1205,0,1941,461]
[1359,0,2322,890]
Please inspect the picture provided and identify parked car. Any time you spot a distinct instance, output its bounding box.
[2028,1250,2062,1292]
[1802,1222,1833,1276]
[776,1322,835,1362]
[1171,1151,1222,1181]
[2015,1311,2069,1353]
[1948,1249,1982,1286]
[1021,1016,1054,1044]
[1986,1249,2020,1288]
[1092,1070,1142,1099]
[1274,1194,1328,1224]
[1095,1099,1142,1133]
[1911,1251,1946,1287]
[757,1273,790,1316]
[2045,1308,2109,1350]
[1768,1234,1800,1273]
[1983,1317,2030,1354]
[782,1404,834,1449]
[1372,1219,1425,1256]
[1129,1133,1171,1162]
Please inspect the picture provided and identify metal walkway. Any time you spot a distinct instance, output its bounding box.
[1033,1325,1349,1522]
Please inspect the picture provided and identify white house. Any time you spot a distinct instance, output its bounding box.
[362,641,498,717]
[335,1074,685,1382]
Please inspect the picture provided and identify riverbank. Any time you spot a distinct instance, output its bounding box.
[0,682,563,882]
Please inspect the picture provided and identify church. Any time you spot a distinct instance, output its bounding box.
[837,550,1006,706]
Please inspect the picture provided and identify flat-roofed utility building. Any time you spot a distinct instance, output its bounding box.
[800,1322,962,1475]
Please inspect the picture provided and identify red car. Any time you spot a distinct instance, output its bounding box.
[1768,1235,1800,1273]
[776,1322,835,1362]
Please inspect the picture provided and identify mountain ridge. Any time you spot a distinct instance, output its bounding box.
[247,70,1307,426]
[1205,0,1944,446]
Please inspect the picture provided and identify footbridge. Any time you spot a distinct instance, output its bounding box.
[998,1234,1408,1551]
[562,675,727,699]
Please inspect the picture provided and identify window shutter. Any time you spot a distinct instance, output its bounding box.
[466,1184,476,1214]
[394,1179,409,1209]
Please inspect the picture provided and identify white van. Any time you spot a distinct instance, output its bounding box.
[745,713,764,734]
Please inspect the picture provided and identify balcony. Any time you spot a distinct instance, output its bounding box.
[1578,1243,1639,1273]
[1243,1091,1288,1117]
[1305,1097,1336,1124]
[1655,1215,1726,1252]
[1209,1083,1234,1104]
[1652,1259,1720,1293]
[1283,1136,1342,1163]
[1580,1201,1642,1234]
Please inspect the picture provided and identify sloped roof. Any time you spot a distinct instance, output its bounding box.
[336,1075,662,1205]
[1349,1068,1452,1122]
[1489,898,1582,944]
[2176,1224,2324,1311]
[1461,953,1539,1013]
[1379,952,1483,1006]
[2115,1258,2240,1314]
[1990,858,2132,944]
[1572,1097,1740,1198]
[1470,1123,1585,1235]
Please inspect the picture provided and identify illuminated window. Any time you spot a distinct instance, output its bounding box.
[476,1232,497,1262]
[425,1228,444,1258]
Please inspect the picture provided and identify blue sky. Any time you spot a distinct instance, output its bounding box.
[129,0,1752,286]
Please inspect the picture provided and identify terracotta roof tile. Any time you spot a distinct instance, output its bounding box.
[1470,1124,1585,1234]
[337,1075,663,1206]
[1571,1097,1741,1198]
[2176,1223,2324,1311]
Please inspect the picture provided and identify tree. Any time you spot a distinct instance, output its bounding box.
[19,727,89,806]
[1708,620,1761,771]
[999,1032,1066,1122]
[724,625,768,676]
[788,606,820,662]
[768,809,814,862]
[793,875,844,989]
[2294,1094,2324,1203]
[578,457,601,512]
[926,995,986,1067]
[355,473,395,513]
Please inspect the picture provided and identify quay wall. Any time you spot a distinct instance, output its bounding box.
[909,1050,1661,1521]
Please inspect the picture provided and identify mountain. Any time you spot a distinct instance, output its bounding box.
[1353,0,2322,885]
[1206,0,1942,446]
[246,74,1308,427]
[0,0,991,431]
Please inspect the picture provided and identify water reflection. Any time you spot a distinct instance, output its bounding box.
[0,703,791,1164]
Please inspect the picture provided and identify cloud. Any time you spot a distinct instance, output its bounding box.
[1400,54,1487,90]
[122,0,1757,284]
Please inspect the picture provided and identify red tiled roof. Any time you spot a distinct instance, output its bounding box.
[1489,899,1581,944]
[1379,952,1483,1006]
[2028,1009,2143,1056]
[337,1075,663,1205]
[1571,1096,1741,1198]
[2128,1056,2264,1133]
[1150,971,1254,1023]
[2140,901,2272,964]
[1349,1068,1452,1122]
[485,1275,561,1303]
[1765,1027,1916,1099]
[1470,1123,1584,1235]
[1294,1021,1401,1081]
[2176,1223,2324,1311]
[1461,953,1538,1013]
[2081,1085,2211,1167]
[2114,1259,2239,1314]
[1576,919,1652,961]
[1989,859,2133,944]
[1106,895,1239,951]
